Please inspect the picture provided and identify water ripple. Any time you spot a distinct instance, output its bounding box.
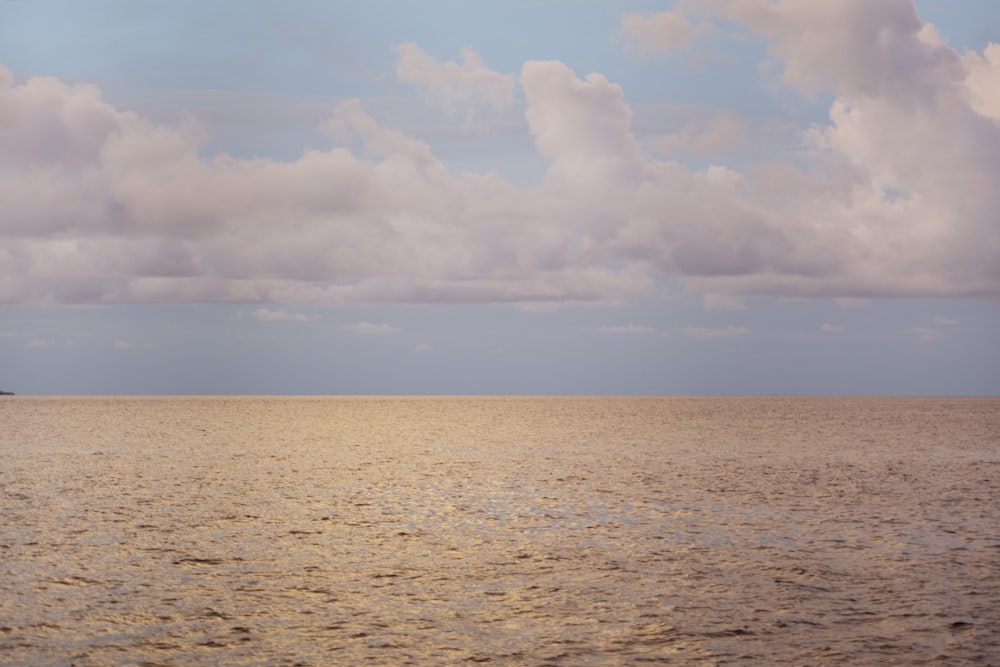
[1,396,998,665]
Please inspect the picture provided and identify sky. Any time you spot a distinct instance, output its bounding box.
[1,0,999,395]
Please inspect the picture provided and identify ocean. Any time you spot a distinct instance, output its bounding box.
[2,396,998,665]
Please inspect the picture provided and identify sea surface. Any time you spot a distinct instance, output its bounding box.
[1,396,999,666]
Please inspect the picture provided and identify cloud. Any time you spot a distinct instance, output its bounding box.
[820,323,846,333]
[394,43,516,120]
[934,316,959,326]
[693,0,954,97]
[248,307,310,322]
[415,342,433,353]
[598,324,656,334]
[2,3,999,308]
[681,0,1000,298]
[342,321,400,336]
[521,59,646,188]
[681,325,749,338]
[0,65,124,169]
[646,113,749,158]
[619,11,712,54]
[962,43,1000,119]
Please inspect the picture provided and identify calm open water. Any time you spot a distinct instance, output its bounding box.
[1,396,999,666]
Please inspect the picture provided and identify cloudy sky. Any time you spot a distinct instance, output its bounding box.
[1,0,999,395]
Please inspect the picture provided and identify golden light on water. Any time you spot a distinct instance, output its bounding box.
[2,396,998,664]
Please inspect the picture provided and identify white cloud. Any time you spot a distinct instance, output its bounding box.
[394,43,516,120]
[820,323,846,333]
[598,324,656,334]
[342,321,400,336]
[962,43,1000,120]
[681,0,1000,298]
[934,316,959,326]
[415,342,433,353]
[521,59,646,189]
[0,65,124,169]
[248,307,310,323]
[2,2,999,309]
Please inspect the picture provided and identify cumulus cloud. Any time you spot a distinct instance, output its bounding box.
[1,1,999,308]
[681,0,1000,298]
[0,65,125,169]
[341,322,400,336]
[522,60,646,189]
[962,43,1000,119]
[394,43,516,120]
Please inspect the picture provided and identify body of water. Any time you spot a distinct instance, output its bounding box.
[2,396,998,665]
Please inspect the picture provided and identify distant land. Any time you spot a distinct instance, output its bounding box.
[0,391,14,396]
